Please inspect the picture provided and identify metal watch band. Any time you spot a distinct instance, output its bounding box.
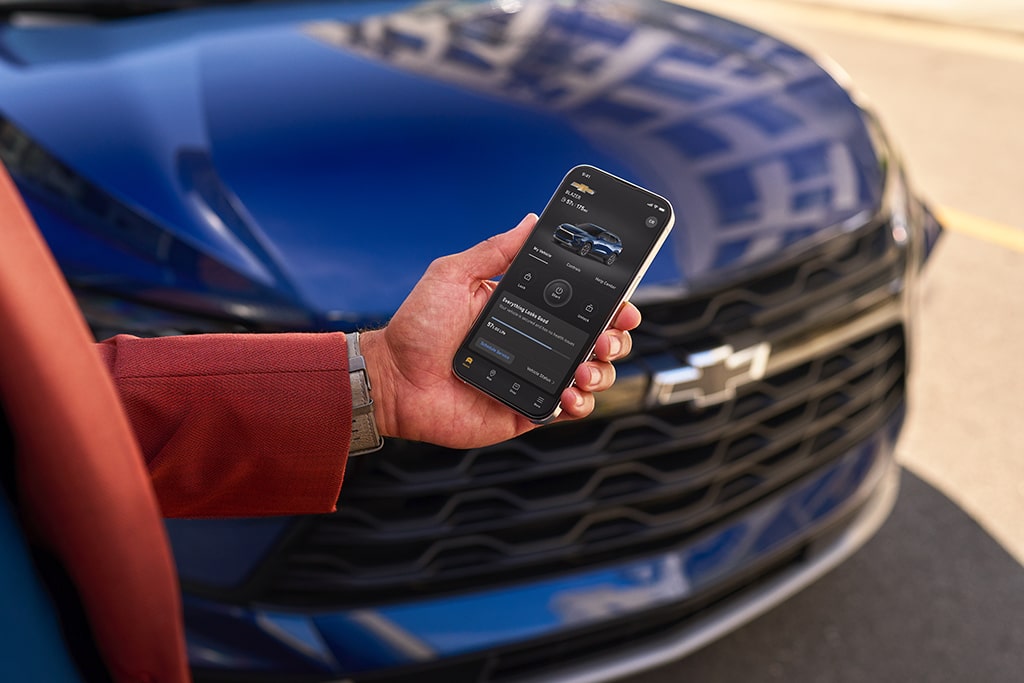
[347,332,384,456]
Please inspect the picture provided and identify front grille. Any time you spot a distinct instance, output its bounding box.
[236,221,908,606]
[637,216,904,351]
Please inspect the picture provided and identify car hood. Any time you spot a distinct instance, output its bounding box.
[0,0,882,326]
[559,225,589,235]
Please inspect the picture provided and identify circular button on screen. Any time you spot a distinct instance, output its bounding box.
[543,279,573,307]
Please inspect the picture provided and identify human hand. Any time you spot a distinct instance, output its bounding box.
[359,214,641,450]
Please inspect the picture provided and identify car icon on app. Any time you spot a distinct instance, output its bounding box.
[553,222,623,265]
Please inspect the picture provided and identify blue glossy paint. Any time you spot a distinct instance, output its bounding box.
[1,0,884,324]
[165,517,292,588]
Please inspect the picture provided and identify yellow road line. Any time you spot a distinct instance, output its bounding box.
[936,206,1024,254]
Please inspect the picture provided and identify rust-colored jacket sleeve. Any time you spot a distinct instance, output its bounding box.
[2,162,190,682]
[96,332,353,518]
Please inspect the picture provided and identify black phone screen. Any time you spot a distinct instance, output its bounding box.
[454,165,674,421]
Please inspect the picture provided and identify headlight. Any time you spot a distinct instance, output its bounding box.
[862,107,942,271]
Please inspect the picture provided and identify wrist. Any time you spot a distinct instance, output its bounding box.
[355,329,398,440]
[346,331,384,455]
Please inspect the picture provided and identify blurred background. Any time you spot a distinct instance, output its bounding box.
[641,0,1024,680]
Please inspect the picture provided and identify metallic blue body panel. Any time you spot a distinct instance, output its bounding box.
[1,0,882,324]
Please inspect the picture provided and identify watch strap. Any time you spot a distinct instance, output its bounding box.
[347,332,383,456]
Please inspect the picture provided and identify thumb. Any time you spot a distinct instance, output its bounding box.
[459,213,537,281]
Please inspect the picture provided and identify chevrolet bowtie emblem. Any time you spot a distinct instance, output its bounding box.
[648,343,771,408]
[571,182,595,195]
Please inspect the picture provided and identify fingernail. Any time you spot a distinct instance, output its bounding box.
[609,335,622,357]
[574,389,585,408]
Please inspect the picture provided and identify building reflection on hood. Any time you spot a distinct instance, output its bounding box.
[306,0,881,289]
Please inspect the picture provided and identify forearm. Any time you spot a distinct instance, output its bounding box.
[96,332,353,518]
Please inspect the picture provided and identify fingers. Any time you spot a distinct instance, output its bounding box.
[559,359,615,419]
[443,213,538,282]
[593,328,632,362]
[612,301,642,332]
[575,360,615,393]
[559,386,595,419]
[591,301,640,361]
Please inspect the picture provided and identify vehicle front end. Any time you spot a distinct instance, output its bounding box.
[0,0,940,681]
[553,223,586,252]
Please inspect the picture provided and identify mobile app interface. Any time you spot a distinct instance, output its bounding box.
[456,166,672,419]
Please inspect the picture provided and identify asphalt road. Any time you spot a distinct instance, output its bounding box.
[633,1,1024,680]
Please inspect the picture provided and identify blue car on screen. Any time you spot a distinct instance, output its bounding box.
[554,222,623,265]
[0,0,942,681]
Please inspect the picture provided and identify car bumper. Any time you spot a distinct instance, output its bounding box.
[552,235,577,250]
[187,411,901,682]
[518,452,899,683]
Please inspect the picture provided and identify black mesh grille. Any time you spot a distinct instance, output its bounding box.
[239,220,907,606]
[636,216,903,350]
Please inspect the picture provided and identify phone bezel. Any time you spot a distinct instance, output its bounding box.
[453,164,675,422]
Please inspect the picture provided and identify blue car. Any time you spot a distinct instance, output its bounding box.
[553,222,623,265]
[0,0,941,681]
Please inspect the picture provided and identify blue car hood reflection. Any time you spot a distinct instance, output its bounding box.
[0,0,881,323]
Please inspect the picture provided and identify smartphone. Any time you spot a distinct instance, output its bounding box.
[453,165,675,422]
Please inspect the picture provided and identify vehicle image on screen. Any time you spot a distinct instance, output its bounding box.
[553,222,624,265]
[0,0,942,682]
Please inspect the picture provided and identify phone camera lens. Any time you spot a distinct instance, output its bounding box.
[645,216,659,228]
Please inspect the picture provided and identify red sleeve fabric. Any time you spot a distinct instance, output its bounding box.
[2,163,190,682]
[96,332,353,518]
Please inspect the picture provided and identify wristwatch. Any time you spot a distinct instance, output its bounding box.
[347,332,384,456]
